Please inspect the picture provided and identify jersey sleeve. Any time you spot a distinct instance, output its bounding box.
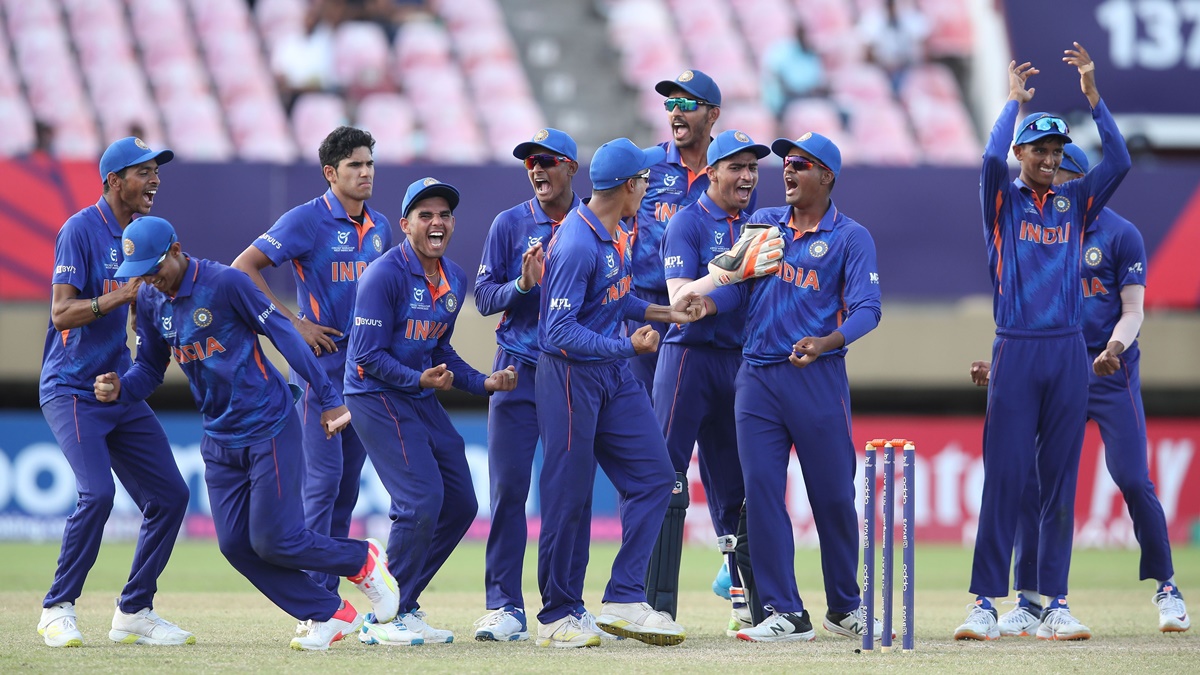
[835,225,882,345]
[1114,219,1148,289]
[252,207,318,267]
[542,235,635,359]
[473,212,527,316]
[349,263,423,392]
[225,269,343,410]
[661,212,704,281]
[1078,99,1132,225]
[981,100,1019,237]
[118,289,171,402]
[51,219,90,291]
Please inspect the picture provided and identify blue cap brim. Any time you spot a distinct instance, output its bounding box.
[115,258,159,279]
[1014,129,1071,146]
[113,149,174,176]
[404,184,460,217]
[512,141,575,161]
[712,143,770,164]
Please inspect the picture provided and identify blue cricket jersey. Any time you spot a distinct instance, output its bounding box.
[474,194,581,366]
[981,99,1130,331]
[660,192,749,349]
[632,142,712,296]
[712,202,881,366]
[251,189,391,345]
[539,202,651,363]
[39,200,135,405]
[345,239,487,398]
[119,258,343,447]
[1081,207,1146,351]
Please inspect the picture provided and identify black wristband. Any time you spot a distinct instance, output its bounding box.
[91,297,105,318]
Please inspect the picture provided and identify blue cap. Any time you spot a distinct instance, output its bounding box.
[590,138,667,190]
[1061,143,1089,175]
[772,132,842,178]
[708,130,770,166]
[654,69,722,106]
[99,137,173,183]
[115,216,177,278]
[1014,112,1072,146]
[512,128,578,161]
[402,177,460,218]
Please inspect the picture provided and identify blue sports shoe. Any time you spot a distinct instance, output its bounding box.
[712,561,732,600]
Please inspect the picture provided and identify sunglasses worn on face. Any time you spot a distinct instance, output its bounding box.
[1028,116,1069,134]
[784,155,825,172]
[663,97,706,112]
[619,170,651,183]
[144,235,176,277]
[524,154,570,170]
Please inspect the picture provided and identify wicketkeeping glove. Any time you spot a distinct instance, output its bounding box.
[707,224,784,286]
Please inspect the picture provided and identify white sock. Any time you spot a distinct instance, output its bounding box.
[1019,589,1041,607]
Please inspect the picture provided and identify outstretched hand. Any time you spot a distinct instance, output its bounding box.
[1008,60,1037,103]
[1063,42,1099,108]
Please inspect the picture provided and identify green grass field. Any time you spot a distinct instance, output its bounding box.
[3,541,1198,672]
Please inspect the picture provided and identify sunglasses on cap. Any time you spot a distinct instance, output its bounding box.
[784,155,828,172]
[1027,116,1069,134]
[663,97,708,112]
[523,154,571,170]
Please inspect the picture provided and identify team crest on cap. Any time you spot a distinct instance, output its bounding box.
[193,307,213,327]
[1053,195,1070,212]
[444,292,458,313]
[134,137,149,150]
[798,132,813,142]
[533,129,549,142]
[809,240,829,258]
[123,238,135,256]
[734,131,749,143]
[679,70,694,82]
[423,177,439,186]
[372,233,383,252]
[1085,247,1103,267]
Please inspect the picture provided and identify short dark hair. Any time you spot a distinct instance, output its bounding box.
[101,166,130,193]
[318,126,375,174]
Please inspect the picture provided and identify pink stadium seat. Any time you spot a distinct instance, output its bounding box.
[399,64,471,117]
[796,0,862,67]
[394,20,453,71]
[332,21,393,95]
[730,0,797,67]
[187,0,251,35]
[779,98,855,164]
[904,95,979,166]
[432,0,504,33]
[0,0,60,32]
[451,26,517,71]
[255,0,307,51]
[291,93,349,155]
[422,113,490,164]
[830,63,893,110]
[918,0,973,58]
[0,97,36,156]
[160,96,234,161]
[719,103,778,144]
[225,96,298,162]
[482,100,546,162]
[849,100,918,165]
[51,110,102,160]
[901,62,962,104]
[149,60,212,106]
[356,93,417,164]
[466,62,533,102]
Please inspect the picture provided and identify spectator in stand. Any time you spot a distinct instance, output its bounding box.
[271,0,347,110]
[761,24,827,119]
[857,0,929,92]
[347,0,432,43]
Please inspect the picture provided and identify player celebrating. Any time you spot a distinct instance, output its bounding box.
[535,138,706,648]
[472,129,587,642]
[970,144,1188,636]
[345,178,519,647]
[954,44,1131,642]
[700,133,882,642]
[233,127,390,602]
[36,137,193,648]
[646,129,767,630]
[94,216,400,652]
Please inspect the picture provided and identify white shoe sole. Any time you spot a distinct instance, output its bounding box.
[735,631,815,643]
[109,630,196,645]
[475,630,529,642]
[536,635,601,648]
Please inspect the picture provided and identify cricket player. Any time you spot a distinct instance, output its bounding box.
[534,138,709,648]
[233,126,390,598]
[36,137,193,648]
[646,129,766,630]
[971,144,1188,636]
[345,178,519,647]
[629,69,722,399]
[954,44,1131,642]
[94,216,400,652]
[472,129,590,642]
[700,132,882,642]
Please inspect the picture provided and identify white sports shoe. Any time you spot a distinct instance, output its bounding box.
[396,610,454,643]
[595,601,686,646]
[38,602,83,648]
[109,604,196,645]
[736,610,815,643]
[822,606,890,640]
[1035,598,1091,641]
[347,538,399,624]
[996,598,1042,637]
[473,606,529,642]
[726,606,753,637]
[1155,584,1190,633]
[291,603,363,651]
[953,601,999,641]
[578,610,620,641]
[537,614,602,648]
[359,613,426,646]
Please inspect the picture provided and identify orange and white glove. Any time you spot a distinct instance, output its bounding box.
[707,224,784,286]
